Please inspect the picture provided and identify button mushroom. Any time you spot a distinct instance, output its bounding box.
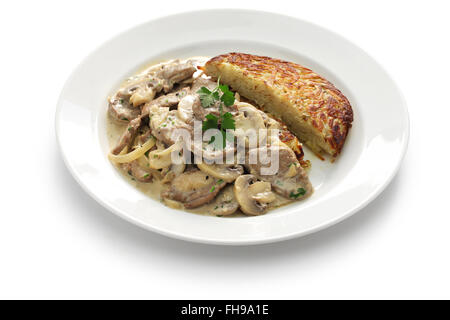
[234,102,267,147]
[210,185,239,216]
[197,162,244,183]
[234,175,276,216]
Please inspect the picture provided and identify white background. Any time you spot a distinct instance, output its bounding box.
[1,0,449,299]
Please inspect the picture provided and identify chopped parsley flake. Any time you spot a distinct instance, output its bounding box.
[210,179,224,193]
[289,188,306,199]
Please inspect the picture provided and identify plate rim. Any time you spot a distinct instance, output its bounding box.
[55,9,410,245]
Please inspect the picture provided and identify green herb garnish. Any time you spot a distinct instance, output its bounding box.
[202,113,219,131]
[210,179,224,193]
[197,87,220,108]
[289,188,306,199]
[197,79,236,108]
[197,79,236,150]
[218,84,235,107]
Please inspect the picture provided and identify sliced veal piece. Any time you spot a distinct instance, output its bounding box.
[246,145,313,201]
[202,53,353,157]
[108,60,196,122]
[161,169,227,209]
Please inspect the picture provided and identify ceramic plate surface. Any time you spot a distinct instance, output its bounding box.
[56,9,409,245]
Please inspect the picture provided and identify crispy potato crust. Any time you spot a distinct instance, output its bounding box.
[202,53,354,157]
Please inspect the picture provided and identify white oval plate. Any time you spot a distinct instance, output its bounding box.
[56,9,409,245]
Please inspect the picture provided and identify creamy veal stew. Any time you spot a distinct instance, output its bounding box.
[107,57,313,216]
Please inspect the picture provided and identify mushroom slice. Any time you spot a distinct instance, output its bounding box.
[129,87,156,107]
[234,102,267,147]
[121,76,163,107]
[210,185,239,216]
[248,181,276,203]
[149,107,170,131]
[234,175,276,216]
[235,102,266,130]
[197,162,244,183]
[177,94,198,124]
[162,169,226,209]
[142,87,190,116]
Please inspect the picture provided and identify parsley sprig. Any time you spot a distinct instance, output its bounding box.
[197,87,219,108]
[197,77,235,108]
[197,78,236,149]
